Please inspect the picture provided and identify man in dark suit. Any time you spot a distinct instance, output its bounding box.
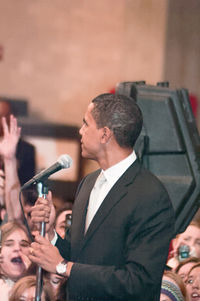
[30,93,175,301]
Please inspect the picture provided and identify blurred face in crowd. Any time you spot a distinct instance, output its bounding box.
[0,228,30,281]
[173,224,200,258]
[19,285,35,301]
[18,285,46,301]
[186,266,200,301]
[55,209,72,239]
[177,261,198,284]
[48,273,63,296]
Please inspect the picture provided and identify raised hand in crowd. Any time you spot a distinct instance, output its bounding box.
[0,115,21,160]
[0,115,21,221]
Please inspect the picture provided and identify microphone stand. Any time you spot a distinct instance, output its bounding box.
[35,181,48,301]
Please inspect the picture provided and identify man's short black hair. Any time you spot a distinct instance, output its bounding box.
[92,93,143,148]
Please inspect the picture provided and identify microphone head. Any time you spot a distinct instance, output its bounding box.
[58,154,73,169]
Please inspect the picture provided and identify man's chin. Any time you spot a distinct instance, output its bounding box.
[81,152,96,161]
[81,149,89,159]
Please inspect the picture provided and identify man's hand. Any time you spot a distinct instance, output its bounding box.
[30,191,56,240]
[29,235,63,273]
[0,115,21,160]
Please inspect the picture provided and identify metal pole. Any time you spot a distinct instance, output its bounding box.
[35,182,48,301]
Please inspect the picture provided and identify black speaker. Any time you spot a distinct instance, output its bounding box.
[116,81,200,234]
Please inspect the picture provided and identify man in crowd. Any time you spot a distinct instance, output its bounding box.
[30,93,175,301]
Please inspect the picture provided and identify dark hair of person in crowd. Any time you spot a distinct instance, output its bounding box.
[55,202,73,222]
[54,203,73,239]
[187,262,200,274]
[175,257,200,274]
[55,277,68,301]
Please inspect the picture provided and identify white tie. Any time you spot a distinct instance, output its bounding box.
[85,172,107,232]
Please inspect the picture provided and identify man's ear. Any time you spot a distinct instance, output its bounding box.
[101,127,112,143]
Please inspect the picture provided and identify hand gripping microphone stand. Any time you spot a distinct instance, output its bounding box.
[35,181,48,301]
[19,155,72,300]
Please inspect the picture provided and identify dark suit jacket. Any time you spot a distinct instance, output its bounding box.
[56,159,175,301]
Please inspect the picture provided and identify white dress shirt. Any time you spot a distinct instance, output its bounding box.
[85,150,137,232]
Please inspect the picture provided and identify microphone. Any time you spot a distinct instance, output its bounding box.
[21,154,73,190]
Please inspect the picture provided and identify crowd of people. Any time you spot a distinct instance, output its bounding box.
[0,95,199,300]
[160,220,200,301]
[0,101,71,300]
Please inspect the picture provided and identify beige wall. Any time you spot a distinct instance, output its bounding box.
[164,0,200,129]
[0,0,168,127]
[0,0,199,176]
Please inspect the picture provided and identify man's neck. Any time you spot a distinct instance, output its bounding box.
[98,147,133,170]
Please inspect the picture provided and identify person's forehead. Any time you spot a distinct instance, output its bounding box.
[6,228,27,240]
[180,225,200,237]
[22,286,35,297]
[179,262,195,273]
[88,102,94,113]
[190,266,200,276]
[85,103,95,120]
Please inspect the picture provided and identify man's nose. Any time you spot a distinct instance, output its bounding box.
[13,243,21,251]
[79,126,83,136]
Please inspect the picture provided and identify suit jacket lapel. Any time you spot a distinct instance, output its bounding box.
[76,160,141,256]
[70,169,101,259]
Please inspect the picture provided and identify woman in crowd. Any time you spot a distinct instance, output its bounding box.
[167,220,200,269]
[175,257,200,284]
[186,263,200,301]
[0,221,31,300]
[9,275,54,301]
